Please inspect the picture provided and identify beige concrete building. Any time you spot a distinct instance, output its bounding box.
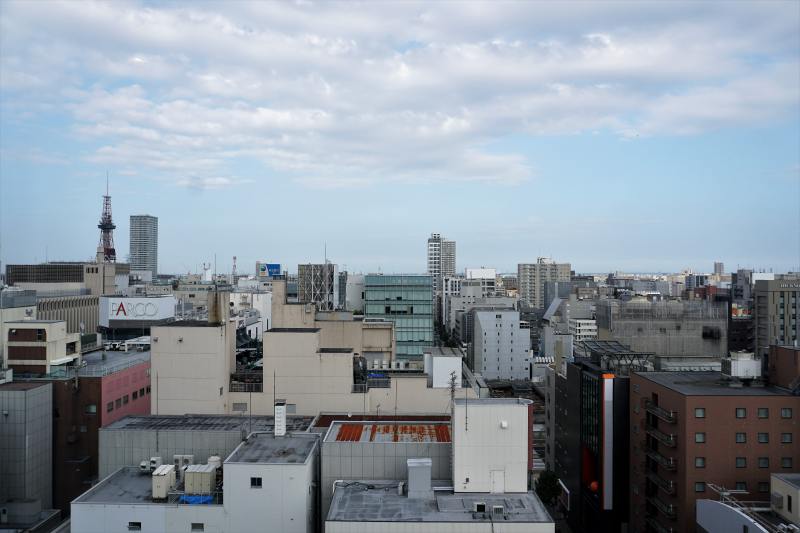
[518,258,571,309]
[3,320,81,374]
[151,282,480,417]
[37,294,100,336]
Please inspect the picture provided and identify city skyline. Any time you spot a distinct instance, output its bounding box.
[1,1,799,274]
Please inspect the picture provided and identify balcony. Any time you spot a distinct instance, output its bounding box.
[646,472,676,495]
[645,449,677,471]
[645,426,677,448]
[645,516,674,533]
[645,401,676,423]
[647,496,677,519]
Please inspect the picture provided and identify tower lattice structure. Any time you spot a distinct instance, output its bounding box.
[98,183,116,262]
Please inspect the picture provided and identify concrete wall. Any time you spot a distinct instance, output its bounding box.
[225,456,316,533]
[0,383,52,510]
[37,294,100,335]
[772,474,800,526]
[99,428,249,479]
[151,322,234,415]
[453,400,530,493]
[321,439,451,520]
[71,502,225,533]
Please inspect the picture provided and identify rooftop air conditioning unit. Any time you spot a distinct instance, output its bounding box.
[149,457,163,471]
[492,505,505,517]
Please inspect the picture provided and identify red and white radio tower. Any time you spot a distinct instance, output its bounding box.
[97,177,116,262]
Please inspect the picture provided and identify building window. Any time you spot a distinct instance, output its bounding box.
[789,495,793,513]
[759,482,770,493]
[695,482,706,493]
[695,457,706,468]
[758,457,769,468]
[146,386,151,394]
[115,399,122,409]
[251,477,262,488]
[736,457,746,468]
[694,408,706,418]
[123,395,129,405]
[106,402,114,412]
[757,432,769,443]
[781,408,793,419]
[782,457,793,468]
[695,432,706,443]
[140,387,145,397]
[736,408,747,418]
[736,432,747,443]
[191,524,204,532]
[85,404,97,414]
[757,408,769,419]
[735,482,747,491]
[133,391,138,400]
[128,523,142,531]
[781,433,793,443]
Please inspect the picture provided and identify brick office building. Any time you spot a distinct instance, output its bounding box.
[630,366,800,533]
[14,347,151,514]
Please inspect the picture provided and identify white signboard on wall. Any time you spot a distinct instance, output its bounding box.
[100,296,176,326]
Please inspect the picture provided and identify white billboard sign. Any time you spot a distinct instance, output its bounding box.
[100,296,176,327]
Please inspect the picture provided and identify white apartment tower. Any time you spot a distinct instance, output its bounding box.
[129,215,158,277]
[427,233,456,291]
[518,257,571,309]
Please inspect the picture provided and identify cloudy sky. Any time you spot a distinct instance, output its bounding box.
[1,1,798,275]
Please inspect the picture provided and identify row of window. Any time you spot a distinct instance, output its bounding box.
[695,407,793,419]
[695,456,794,469]
[107,386,151,413]
[695,432,793,444]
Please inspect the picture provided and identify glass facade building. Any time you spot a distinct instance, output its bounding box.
[364,274,433,360]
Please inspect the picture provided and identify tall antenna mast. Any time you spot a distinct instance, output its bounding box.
[97,174,116,262]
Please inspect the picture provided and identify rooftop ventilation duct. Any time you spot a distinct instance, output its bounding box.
[407,458,433,499]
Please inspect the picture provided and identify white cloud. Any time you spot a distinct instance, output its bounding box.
[1,1,797,188]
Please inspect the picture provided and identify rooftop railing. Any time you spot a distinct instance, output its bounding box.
[646,471,676,495]
[645,449,677,471]
[645,426,677,448]
[647,495,677,519]
[645,401,677,424]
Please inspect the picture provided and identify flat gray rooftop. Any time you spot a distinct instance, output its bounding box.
[774,473,800,490]
[327,481,552,523]
[103,414,314,432]
[80,349,150,375]
[454,397,533,406]
[73,467,166,505]
[425,346,463,357]
[636,372,792,396]
[226,432,317,464]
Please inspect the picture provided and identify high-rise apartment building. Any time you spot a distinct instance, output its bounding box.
[426,233,456,291]
[129,215,158,277]
[518,258,571,309]
[713,261,724,275]
[753,277,800,360]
